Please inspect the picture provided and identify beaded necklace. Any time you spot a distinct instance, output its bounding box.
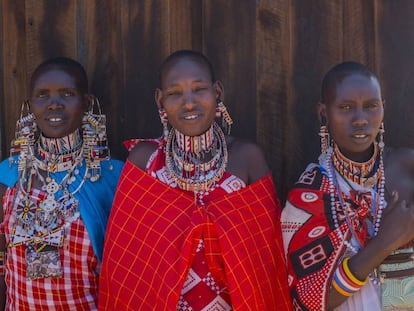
[332,142,379,187]
[325,142,386,254]
[10,130,88,252]
[165,122,228,194]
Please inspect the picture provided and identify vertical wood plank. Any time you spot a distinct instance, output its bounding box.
[24,0,77,75]
[256,0,292,198]
[202,0,257,141]
[287,0,343,199]
[167,0,202,53]
[376,0,414,148]
[77,0,124,158]
[342,0,376,69]
[1,0,27,160]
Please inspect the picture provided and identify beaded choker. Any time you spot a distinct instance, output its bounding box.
[39,129,82,155]
[36,130,83,173]
[332,142,379,188]
[174,124,214,154]
[165,122,228,192]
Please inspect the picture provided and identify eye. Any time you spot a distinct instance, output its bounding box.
[62,90,75,97]
[194,86,208,92]
[338,104,351,111]
[365,101,380,110]
[165,89,181,97]
[34,90,48,99]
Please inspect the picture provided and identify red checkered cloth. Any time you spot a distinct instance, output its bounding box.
[99,160,292,310]
[3,187,99,310]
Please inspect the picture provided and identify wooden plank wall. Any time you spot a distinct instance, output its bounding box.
[1,0,413,202]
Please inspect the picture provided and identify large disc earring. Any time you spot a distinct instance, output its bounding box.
[215,101,233,135]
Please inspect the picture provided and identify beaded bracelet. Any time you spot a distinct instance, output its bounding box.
[332,257,367,297]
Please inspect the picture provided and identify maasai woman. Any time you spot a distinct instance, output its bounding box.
[281,61,414,310]
[0,57,123,310]
[99,50,292,310]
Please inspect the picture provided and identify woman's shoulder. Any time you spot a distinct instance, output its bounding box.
[226,137,270,184]
[127,139,160,170]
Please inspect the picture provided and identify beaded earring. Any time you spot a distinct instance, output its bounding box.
[319,117,330,154]
[159,109,169,139]
[10,100,38,172]
[378,122,385,151]
[82,96,109,182]
[215,101,233,135]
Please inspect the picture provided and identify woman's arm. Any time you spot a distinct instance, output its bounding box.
[327,194,414,309]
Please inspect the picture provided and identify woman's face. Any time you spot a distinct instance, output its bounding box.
[30,68,88,138]
[155,58,223,137]
[321,74,384,161]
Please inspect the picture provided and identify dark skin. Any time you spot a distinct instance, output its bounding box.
[0,66,91,310]
[128,57,269,185]
[318,74,414,310]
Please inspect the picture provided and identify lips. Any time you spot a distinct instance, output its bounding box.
[352,133,368,139]
[183,114,200,121]
[45,115,66,125]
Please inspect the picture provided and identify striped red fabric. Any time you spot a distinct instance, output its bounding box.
[99,160,292,310]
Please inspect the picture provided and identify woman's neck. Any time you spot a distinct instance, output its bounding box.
[39,129,82,156]
[174,124,215,155]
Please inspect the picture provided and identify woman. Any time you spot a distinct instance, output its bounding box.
[99,50,292,310]
[281,61,414,310]
[0,57,123,310]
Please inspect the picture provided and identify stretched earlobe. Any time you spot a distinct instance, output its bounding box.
[155,88,163,110]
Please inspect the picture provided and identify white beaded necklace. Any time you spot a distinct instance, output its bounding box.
[165,122,228,194]
[325,143,386,254]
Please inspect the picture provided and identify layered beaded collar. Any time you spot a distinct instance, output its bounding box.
[165,122,228,193]
[36,130,83,173]
[332,142,379,188]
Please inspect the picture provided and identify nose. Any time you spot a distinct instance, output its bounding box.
[352,108,368,127]
[47,94,63,110]
[182,91,196,110]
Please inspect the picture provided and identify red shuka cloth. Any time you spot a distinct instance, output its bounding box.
[99,160,292,310]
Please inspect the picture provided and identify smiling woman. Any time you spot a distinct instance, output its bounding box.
[0,57,123,310]
[30,68,88,138]
[99,50,292,310]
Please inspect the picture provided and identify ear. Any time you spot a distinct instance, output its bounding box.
[84,94,94,112]
[213,80,224,102]
[317,102,327,124]
[155,88,163,110]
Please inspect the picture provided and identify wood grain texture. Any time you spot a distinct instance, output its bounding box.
[256,0,292,198]
[1,0,27,157]
[202,0,257,140]
[376,0,414,148]
[289,0,343,192]
[1,1,414,203]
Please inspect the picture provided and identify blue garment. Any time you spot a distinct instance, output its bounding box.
[0,156,123,262]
